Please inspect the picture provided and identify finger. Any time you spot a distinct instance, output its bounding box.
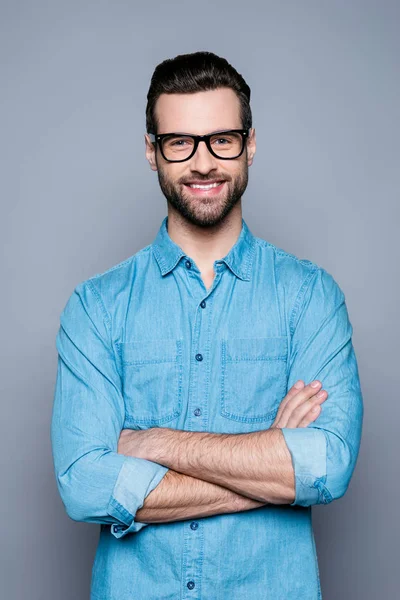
[286,389,327,428]
[273,380,305,422]
[297,404,322,427]
[277,380,323,428]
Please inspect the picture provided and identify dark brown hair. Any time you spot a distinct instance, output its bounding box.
[145,51,252,134]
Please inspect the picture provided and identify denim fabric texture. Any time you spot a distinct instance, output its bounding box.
[51,216,364,599]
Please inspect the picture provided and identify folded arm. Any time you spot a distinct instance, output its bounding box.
[51,280,172,539]
[135,468,266,524]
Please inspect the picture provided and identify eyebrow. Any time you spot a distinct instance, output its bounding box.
[160,128,240,136]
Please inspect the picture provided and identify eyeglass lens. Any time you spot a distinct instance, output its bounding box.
[161,132,243,161]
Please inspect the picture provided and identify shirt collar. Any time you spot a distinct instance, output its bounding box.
[152,216,256,281]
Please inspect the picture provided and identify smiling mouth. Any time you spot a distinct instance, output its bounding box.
[186,181,224,189]
[183,181,226,193]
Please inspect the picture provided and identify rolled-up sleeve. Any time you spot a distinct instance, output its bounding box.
[281,267,364,507]
[50,279,169,538]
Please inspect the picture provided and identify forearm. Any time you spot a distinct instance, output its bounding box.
[142,427,295,505]
[135,468,267,524]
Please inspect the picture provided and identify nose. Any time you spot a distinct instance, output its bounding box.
[189,140,218,174]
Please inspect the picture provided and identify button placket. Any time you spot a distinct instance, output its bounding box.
[181,267,212,600]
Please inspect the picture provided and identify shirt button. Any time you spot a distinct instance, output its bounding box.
[190,522,199,530]
[187,581,195,590]
[200,300,206,308]
[194,408,201,416]
[195,353,203,361]
[185,260,191,269]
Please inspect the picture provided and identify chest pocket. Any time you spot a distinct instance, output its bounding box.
[220,336,288,423]
[117,339,183,426]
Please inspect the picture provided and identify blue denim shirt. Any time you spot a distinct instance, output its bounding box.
[51,216,363,599]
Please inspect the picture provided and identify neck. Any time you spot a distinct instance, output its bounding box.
[166,204,243,272]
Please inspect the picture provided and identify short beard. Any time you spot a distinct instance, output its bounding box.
[156,160,249,228]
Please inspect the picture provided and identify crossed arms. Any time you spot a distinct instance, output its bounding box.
[119,427,292,525]
[51,268,363,539]
[117,380,327,525]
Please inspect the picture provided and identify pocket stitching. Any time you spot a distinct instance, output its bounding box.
[120,339,183,425]
[221,337,288,423]
[117,339,179,366]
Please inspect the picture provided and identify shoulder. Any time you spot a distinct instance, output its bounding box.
[253,236,345,330]
[62,244,153,322]
[89,244,152,289]
[254,235,320,286]
[87,244,152,292]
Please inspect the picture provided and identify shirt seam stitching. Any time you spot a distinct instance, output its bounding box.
[86,279,123,378]
[254,238,320,267]
[90,245,152,279]
[86,279,111,329]
[289,266,320,336]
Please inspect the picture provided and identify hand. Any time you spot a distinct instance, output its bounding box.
[271,379,328,429]
[117,428,152,459]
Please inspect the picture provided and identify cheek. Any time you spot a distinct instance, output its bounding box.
[227,160,247,182]
[167,165,189,185]
[158,164,181,188]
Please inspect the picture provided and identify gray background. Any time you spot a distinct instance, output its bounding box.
[1,1,398,598]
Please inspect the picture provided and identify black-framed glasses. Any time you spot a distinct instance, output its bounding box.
[148,129,250,163]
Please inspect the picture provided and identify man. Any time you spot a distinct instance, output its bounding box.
[51,51,363,599]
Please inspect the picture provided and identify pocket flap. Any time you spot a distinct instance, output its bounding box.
[222,336,288,362]
[117,339,182,365]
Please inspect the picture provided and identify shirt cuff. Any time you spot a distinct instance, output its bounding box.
[107,456,169,538]
[281,427,331,507]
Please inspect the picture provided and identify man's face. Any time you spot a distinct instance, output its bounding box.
[145,88,256,228]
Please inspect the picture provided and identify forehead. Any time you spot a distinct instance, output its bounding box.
[155,88,242,134]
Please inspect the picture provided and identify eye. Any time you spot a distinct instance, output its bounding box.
[210,133,240,147]
[163,135,194,151]
[213,137,230,145]
[170,139,189,147]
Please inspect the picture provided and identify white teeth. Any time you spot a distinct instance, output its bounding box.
[188,182,222,190]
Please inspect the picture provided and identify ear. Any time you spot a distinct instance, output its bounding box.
[145,134,158,171]
[246,128,256,167]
